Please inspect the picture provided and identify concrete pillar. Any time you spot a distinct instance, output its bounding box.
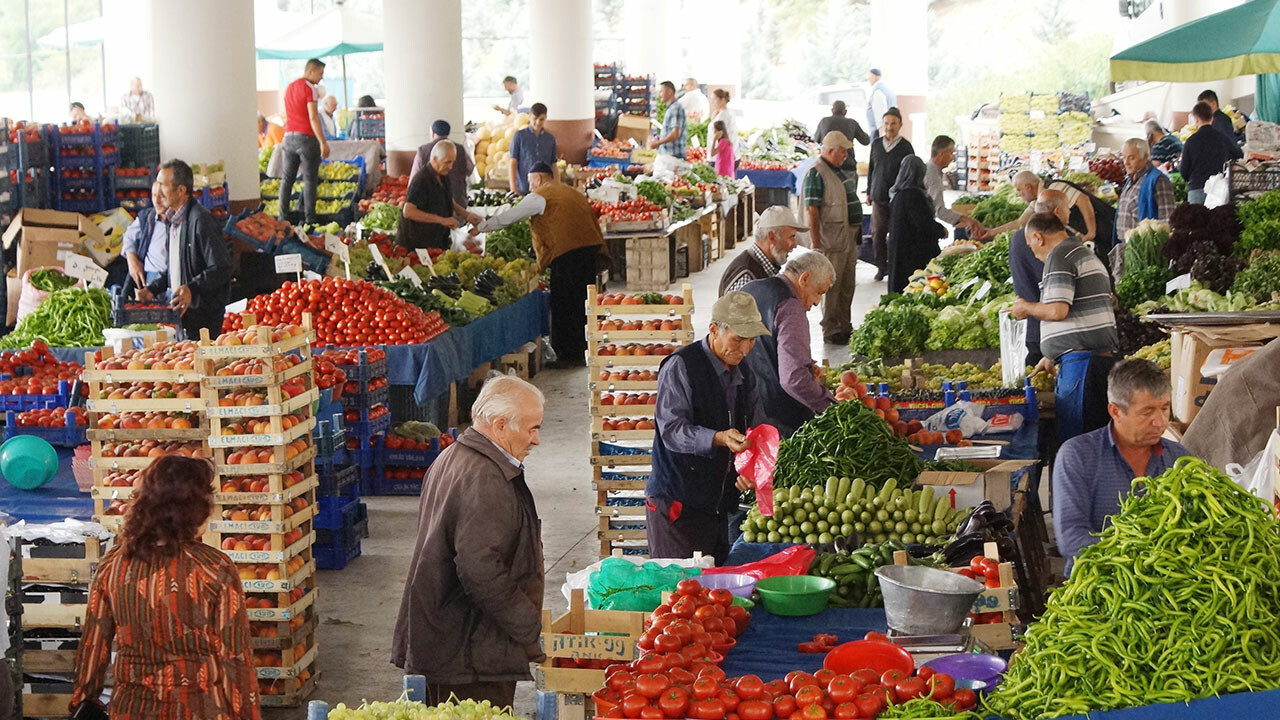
[383,0,464,176]
[624,0,674,83]
[870,0,929,148]
[148,0,259,205]
[530,0,594,164]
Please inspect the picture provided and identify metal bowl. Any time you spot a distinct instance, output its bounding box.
[874,565,984,636]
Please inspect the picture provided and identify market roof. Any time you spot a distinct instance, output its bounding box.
[1110,0,1280,82]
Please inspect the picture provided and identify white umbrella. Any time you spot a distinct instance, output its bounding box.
[255,5,383,110]
[35,16,104,49]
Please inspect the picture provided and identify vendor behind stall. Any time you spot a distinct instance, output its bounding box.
[1054,359,1189,573]
[1010,213,1118,442]
[397,142,482,251]
[473,162,606,367]
[647,292,769,564]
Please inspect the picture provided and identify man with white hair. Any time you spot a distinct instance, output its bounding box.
[989,170,1104,247]
[1115,138,1175,262]
[318,95,340,140]
[718,206,804,295]
[397,141,483,250]
[393,374,546,707]
[120,76,154,121]
[1145,120,1183,167]
[741,251,836,437]
[676,77,710,122]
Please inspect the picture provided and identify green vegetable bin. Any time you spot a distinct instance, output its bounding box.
[755,575,836,616]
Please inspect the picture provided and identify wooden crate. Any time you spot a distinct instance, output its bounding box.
[535,589,644,720]
[16,537,101,584]
[700,206,722,263]
[622,233,676,291]
[671,216,704,275]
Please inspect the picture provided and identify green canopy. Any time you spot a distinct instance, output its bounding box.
[255,6,382,61]
[1110,0,1280,82]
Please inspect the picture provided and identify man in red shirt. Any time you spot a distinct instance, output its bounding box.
[279,58,331,224]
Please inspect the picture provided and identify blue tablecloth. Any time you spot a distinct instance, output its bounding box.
[736,169,799,191]
[0,447,93,524]
[720,607,887,680]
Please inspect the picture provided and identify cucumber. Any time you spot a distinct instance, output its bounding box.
[825,476,839,500]
[934,499,951,523]
[850,478,866,503]
[917,487,934,515]
[837,476,851,501]
[877,478,896,503]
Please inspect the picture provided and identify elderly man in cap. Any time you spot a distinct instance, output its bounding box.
[474,161,606,367]
[801,130,862,345]
[742,251,836,437]
[718,206,804,295]
[648,292,769,563]
[411,119,476,207]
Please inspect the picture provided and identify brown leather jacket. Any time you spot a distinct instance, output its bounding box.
[391,428,545,683]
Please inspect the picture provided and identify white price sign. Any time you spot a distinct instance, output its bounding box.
[415,248,437,276]
[294,226,309,244]
[971,280,993,303]
[398,266,423,287]
[64,253,108,289]
[1166,273,1193,294]
[303,270,322,281]
[369,243,394,278]
[324,233,349,261]
[274,254,302,274]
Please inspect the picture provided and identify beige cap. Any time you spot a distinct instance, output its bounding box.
[712,292,771,339]
[756,205,808,232]
[821,130,855,150]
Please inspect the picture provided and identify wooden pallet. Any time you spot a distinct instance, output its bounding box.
[16,537,102,584]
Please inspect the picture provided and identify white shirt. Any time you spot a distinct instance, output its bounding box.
[870,82,889,132]
[923,159,964,226]
[120,90,155,122]
[476,193,546,234]
[677,90,710,121]
[508,88,525,114]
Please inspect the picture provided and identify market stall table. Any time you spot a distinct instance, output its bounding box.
[0,447,92,524]
[719,606,888,680]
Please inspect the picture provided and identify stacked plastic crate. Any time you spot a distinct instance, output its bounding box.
[14,124,48,209]
[47,122,119,214]
[586,284,695,558]
[196,319,319,707]
[318,347,389,497]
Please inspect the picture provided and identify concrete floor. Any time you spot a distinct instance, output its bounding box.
[282,244,887,718]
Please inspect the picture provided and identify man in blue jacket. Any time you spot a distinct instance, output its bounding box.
[647,292,769,563]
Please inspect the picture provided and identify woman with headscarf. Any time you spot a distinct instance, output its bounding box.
[887,155,947,294]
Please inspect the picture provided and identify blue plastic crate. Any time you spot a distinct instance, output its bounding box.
[354,501,368,537]
[196,183,229,211]
[314,495,359,531]
[319,346,388,382]
[371,467,425,496]
[113,168,153,190]
[380,429,456,467]
[314,537,360,570]
[346,413,390,441]
[312,414,347,457]
[3,410,87,447]
[316,510,367,546]
[0,380,75,413]
[340,383,388,411]
[347,435,384,469]
[596,441,651,457]
[223,208,280,252]
[321,156,366,193]
[110,289,182,327]
[317,463,358,498]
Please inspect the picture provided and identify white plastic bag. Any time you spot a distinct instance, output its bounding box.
[1226,429,1279,504]
[998,311,1028,387]
[923,401,1025,437]
[1204,172,1230,208]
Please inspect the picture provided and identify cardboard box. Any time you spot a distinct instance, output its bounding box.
[2,209,108,279]
[1170,325,1280,424]
[915,458,1038,512]
[614,115,652,146]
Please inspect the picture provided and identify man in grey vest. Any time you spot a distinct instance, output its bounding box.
[741,251,836,437]
[800,131,861,345]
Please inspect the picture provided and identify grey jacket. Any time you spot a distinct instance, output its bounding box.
[391,427,545,683]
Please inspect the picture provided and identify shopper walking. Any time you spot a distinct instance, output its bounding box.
[509,103,558,195]
[813,100,870,174]
[474,162,606,367]
[647,292,768,564]
[398,142,482,251]
[1180,101,1241,204]
[718,206,804,295]
[741,251,836,438]
[802,130,862,344]
[650,81,687,159]
[71,456,259,720]
[866,108,914,281]
[886,156,947,295]
[278,58,330,225]
[1052,359,1189,573]
[865,69,897,140]
[393,375,546,708]
[411,120,475,207]
[1011,213,1119,443]
[131,160,234,341]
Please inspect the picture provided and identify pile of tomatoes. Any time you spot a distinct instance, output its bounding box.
[14,407,88,427]
[344,404,389,424]
[0,341,82,397]
[344,376,388,395]
[223,278,444,346]
[739,159,796,172]
[313,357,348,399]
[833,371,970,447]
[383,431,453,452]
[320,347,388,367]
[591,198,663,223]
[960,555,1006,625]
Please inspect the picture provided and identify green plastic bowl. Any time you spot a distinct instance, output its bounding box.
[0,435,59,490]
[755,575,836,616]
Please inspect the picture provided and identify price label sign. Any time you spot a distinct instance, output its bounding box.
[1029,110,1046,120]
[369,243,394,278]
[398,266,423,287]
[294,226,309,244]
[324,233,349,261]
[225,298,248,314]
[415,248,437,276]
[303,270,322,282]
[64,253,108,289]
[1166,273,1192,294]
[274,254,302,274]
[972,280,993,302]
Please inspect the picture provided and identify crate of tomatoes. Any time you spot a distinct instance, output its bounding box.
[4,407,88,446]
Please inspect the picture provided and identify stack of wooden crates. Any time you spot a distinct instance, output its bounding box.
[586,284,695,558]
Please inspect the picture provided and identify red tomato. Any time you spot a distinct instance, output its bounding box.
[737,700,772,720]
[635,674,671,699]
[658,688,690,719]
[927,673,955,701]
[689,699,727,720]
[735,675,765,700]
[895,677,928,702]
[692,677,721,700]
[772,695,797,718]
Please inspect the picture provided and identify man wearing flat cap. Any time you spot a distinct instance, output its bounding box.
[802,130,862,345]
[410,119,475,207]
[474,162,606,367]
[647,292,769,563]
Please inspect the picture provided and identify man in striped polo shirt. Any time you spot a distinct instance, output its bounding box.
[1011,213,1119,443]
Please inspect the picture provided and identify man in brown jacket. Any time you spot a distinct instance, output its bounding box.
[391,375,547,707]
[474,161,606,368]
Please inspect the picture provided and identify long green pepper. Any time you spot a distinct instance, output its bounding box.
[773,401,923,490]
[0,287,111,348]
[983,457,1280,719]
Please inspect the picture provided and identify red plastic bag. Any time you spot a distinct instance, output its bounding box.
[734,424,780,516]
[704,545,816,580]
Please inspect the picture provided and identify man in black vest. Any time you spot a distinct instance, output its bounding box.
[647,292,770,563]
[718,206,804,296]
[741,251,836,438]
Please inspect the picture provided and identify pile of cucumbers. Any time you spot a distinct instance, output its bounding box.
[809,540,947,609]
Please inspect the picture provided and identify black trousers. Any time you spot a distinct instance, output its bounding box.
[646,496,732,565]
[548,245,598,363]
[426,681,516,708]
[278,133,321,223]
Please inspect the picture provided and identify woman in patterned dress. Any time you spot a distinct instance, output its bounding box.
[71,456,259,719]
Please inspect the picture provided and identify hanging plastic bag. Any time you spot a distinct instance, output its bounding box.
[999,311,1028,388]
[734,424,780,516]
[704,544,816,579]
[1226,429,1278,505]
[1204,171,1230,209]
